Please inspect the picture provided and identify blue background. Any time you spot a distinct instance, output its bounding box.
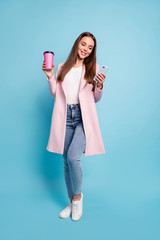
[0,0,160,239]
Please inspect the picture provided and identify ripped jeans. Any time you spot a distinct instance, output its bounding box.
[62,103,86,199]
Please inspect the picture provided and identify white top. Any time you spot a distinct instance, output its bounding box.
[65,65,83,104]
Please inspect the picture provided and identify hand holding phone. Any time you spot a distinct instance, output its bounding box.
[93,65,109,82]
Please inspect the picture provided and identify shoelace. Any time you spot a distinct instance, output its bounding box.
[66,203,71,209]
[72,202,80,214]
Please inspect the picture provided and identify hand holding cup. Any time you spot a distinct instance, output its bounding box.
[42,60,54,80]
[42,51,55,80]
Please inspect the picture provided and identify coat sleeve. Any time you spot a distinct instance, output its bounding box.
[47,63,62,99]
[93,64,104,103]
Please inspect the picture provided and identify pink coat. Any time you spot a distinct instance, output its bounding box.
[46,63,106,157]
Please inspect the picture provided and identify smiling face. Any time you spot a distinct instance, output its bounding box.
[77,36,95,60]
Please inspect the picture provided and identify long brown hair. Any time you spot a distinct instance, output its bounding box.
[57,31,97,91]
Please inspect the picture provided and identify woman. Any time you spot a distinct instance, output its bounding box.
[42,32,106,221]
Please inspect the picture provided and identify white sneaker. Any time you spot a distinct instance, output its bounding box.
[71,193,83,221]
[59,202,72,218]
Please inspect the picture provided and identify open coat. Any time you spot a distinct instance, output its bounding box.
[46,62,106,157]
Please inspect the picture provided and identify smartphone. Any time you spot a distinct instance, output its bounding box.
[93,65,109,82]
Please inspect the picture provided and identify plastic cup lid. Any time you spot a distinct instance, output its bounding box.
[43,51,54,55]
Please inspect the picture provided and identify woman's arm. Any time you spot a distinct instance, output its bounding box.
[47,63,62,99]
[94,83,104,103]
[93,64,104,103]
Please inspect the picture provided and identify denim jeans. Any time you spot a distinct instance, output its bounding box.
[62,103,86,199]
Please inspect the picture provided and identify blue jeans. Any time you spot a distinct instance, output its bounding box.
[62,103,86,199]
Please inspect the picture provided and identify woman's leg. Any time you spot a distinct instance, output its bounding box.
[63,125,75,201]
[67,122,86,198]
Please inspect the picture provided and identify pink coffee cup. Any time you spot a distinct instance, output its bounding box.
[43,51,54,70]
